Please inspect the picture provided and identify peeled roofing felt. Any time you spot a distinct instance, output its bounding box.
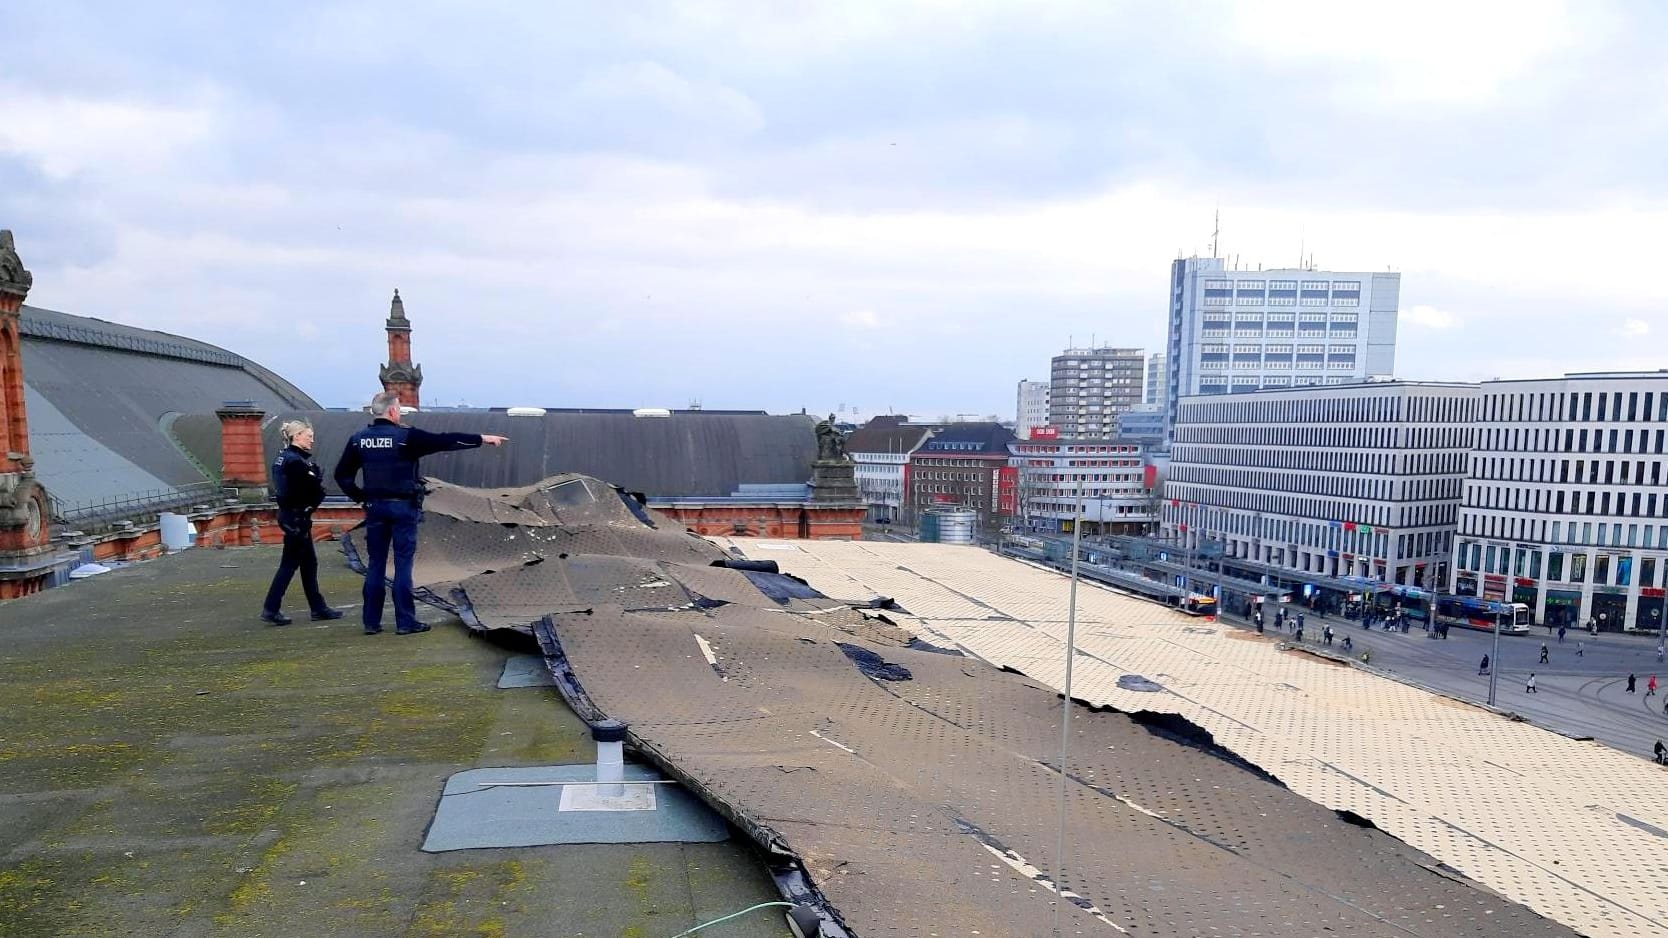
[345,474,1579,937]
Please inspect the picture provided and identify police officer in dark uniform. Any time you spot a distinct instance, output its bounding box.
[260,419,343,625]
[334,391,507,635]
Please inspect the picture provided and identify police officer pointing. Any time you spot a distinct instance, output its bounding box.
[334,391,507,635]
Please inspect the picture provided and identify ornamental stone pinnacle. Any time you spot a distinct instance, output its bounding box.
[0,231,32,299]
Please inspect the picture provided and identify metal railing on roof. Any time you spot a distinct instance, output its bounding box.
[49,480,224,526]
[20,315,242,367]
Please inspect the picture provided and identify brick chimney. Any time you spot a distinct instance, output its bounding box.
[217,401,268,502]
[378,289,422,409]
[0,230,50,559]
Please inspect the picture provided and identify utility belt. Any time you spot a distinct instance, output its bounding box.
[367,482,429,508]
[276,505,315,537]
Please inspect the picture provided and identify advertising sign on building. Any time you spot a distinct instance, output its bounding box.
[1030,426,1060,441]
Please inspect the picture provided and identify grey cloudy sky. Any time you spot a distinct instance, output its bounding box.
[3,1,1666,417]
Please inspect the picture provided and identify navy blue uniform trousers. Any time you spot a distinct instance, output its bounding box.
[361,499,421,632]
[263,526,326,616]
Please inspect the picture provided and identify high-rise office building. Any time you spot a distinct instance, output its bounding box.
[1014,380,1051,440]
[1145,353,1167,406]
[1163,381,1475,590]
[1162,257,1400,445]
[1048,347,1144,439]
[1451,372,1668,632]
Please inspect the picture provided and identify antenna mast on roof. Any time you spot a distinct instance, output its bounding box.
[1211,207,1220,260]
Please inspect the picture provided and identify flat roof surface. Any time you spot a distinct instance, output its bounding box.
[0,547,785,937]
[713,538,1668,938]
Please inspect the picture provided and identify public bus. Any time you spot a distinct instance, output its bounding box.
[1433,596,1531,634]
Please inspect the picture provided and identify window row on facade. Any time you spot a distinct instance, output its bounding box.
[1482,387,1668,424]
[1457,540,1668,589]
[1174,425,1471,450]
[1170,466,1468,504]
[1466,483,1668,524]
[1460,512,1668,550]
[1177,393,1476,427]
[1477,426,1668,460]
[1173,445,1467,476]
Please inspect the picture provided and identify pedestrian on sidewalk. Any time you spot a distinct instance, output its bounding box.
[1657,642,1665,663]
[1649,675,1659,697]
[1526,673,1538,693]
[1323,625,1334,646]
[1557,625,1566,644]
[1539,643,1550,665]
[1479,654,1490,675]
[1628,673,1637,693]
[1295,624,1305,642]
[1577,641,1584,658]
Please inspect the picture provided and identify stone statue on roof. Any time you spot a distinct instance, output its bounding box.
[0,230,32,297]
[815,413,848,462]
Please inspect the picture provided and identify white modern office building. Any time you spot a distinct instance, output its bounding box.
[1010,438,1153,535]
[1162,256,1400,446]
[1162,381,1477,588]
[1451,372,1668,632]
[1049,346,1144,439]
[1145,353,1167,406]
[846,420,935,523]
[1014,380,1051,440]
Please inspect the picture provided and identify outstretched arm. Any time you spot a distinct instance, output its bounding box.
[404,427,507,457]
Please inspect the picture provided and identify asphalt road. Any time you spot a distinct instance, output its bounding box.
[1225,607,1668,760]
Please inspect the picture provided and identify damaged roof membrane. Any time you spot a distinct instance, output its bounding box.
[345,473,1578,937]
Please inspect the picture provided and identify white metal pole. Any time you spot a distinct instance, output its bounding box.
[1051,475,1085,936]
[1488,604,1502,706]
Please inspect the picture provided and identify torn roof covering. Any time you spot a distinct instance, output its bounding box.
[345,473,1580,938]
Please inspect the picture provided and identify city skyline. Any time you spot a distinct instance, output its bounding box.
[5,2,1667,415]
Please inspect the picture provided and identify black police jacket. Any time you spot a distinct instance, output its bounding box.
[333,419,482,503]
[271,445,327,512]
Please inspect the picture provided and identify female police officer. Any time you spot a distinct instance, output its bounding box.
[260,419,343,625]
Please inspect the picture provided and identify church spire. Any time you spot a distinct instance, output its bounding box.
[378,288,422,409]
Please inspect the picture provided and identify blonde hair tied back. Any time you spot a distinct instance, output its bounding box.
[279,419,313,445]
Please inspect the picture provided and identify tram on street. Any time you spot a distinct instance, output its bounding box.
[1433,595,1531,634]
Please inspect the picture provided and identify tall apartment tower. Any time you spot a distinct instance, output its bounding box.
[1015,380,1051,439]
[1162,257,1400,445]
[1047,346,1144,439]
[1145,353,1167,406]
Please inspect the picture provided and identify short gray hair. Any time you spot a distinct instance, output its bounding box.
[279,418,313,444]
[370,391,402,418]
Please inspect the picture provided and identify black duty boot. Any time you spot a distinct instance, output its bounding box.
[310,607,345,621]
[259,611,292,626]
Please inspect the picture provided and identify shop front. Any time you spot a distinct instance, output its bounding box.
[1635,588,1664,634]
[1456,573,1479,597]
[1591,587,1627,632]
[1544,589,1581,629]
[1482,574,1507,601]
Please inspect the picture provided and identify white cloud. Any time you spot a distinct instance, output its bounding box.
[0,94,216,179]
[1224,0,1580,106]
[1617,318,1651,337]
[840,309,882,329]
[1401,305,1463,330]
